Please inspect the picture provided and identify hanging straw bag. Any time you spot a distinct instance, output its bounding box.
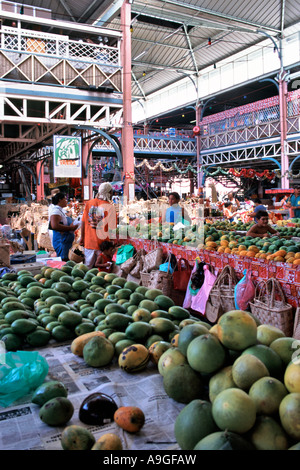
[148,255,173,296]
[293,307,300,340]
[205,265,238,322]
[250,278,293,336]
[68,243,84,263]
[143,244,163,272]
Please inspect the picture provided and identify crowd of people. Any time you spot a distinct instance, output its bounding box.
[47,183,300,266]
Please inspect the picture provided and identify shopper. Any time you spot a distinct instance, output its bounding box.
[248,198,267,222]
[94,240,115,272]
[162,192,191,225]
[246,210,280,238]
[286,187,300,218]
[78,182,117,269]
[223,202,237,222]
[227,192,240,211]
[49,192,77,261]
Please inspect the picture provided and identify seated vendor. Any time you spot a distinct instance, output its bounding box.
[246,210,280,238]
[94,240,115,272]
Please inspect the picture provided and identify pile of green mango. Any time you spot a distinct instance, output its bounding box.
[0,262,198,353]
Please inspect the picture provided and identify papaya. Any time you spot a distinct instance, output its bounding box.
[148,340,170,364]
[279,393,300,441]
[217,310,257,351]
[154,295,175,310]
[125,321,153,343]
[187,334,226,374]
[158,347,187,376]
[49,304,71,318]
[71,331,106,356]
[114,406,145,433]
[174,399,218,450]
[163,363,203,403]
[105,313,132,331]
[249,415,289,450]
[194,431,255,450]
[83,335,115,367]
[149,317,176,336]
[118,344,150,372]
[168,305,190,320]
[32,380,68,406]
[26,286,44,299]
[51,325,75,342]
[1,332,23,350]
[208,366,237,403]
[124,281,139,292]
[104,303,127,315]
[11,318,37,335]
[132,308,152,322]
[26,329,51,347]
[178,324,210,356]
[270,337,295,365]
[241,344,285,379]
[58,311,82,329]
[39,397,74,426]
[257,324,285,346]
[61,425,95,450]
[249,376,288,415]
[145,289,163,301]
[91,433,123,450]
[212,388,256,434]
[139,299,158,313]
[115,339,136,356]
[231,354,269,390]
[75,322,95,336]
[45,296,67,308]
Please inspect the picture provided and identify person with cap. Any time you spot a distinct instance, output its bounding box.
[78,182,117,269]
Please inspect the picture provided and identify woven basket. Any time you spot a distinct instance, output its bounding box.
[293,307,300,340]
[141,271,151,287]
[205,265,238,322]
[250,278,294,336]
[68,243,84,263]
[148,270,173,297]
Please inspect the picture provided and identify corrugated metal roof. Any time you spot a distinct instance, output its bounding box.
[8,0,300,99]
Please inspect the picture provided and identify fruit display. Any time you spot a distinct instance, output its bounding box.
[202,222,300,265]
[172,310,300,450]
[2,255,300,451]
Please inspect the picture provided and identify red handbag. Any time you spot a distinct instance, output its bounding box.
[173,258,192,291]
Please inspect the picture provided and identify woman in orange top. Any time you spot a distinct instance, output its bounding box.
[78,182,117,269]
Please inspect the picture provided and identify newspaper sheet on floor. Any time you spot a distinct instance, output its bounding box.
[0,340,185,451]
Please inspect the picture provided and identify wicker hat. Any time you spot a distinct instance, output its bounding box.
[47,188,60,199]
[97,182,113,201]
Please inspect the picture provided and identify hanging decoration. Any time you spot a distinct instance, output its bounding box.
[134,159,300,181]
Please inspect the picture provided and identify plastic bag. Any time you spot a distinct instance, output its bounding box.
[183,262,199,309]
[115,244,135,265]
[191,265,217,314]
[234,269,256,311]
[0,351,49,407]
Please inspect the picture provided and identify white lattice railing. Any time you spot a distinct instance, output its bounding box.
[0,26,120,67]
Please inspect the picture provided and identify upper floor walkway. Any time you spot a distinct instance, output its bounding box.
[92,88,300,167]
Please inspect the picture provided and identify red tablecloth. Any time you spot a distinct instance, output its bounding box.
[124,238,300,308]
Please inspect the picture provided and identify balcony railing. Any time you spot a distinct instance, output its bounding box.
[1,26,120,67]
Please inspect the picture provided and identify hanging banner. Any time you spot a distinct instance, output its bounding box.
[53,135,82,178]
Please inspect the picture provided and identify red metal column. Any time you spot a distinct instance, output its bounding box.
[36,161,44,201]
[279,75,289,189]
[121,0,135,201]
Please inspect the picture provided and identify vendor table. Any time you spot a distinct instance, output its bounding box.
[124,238,300,308]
